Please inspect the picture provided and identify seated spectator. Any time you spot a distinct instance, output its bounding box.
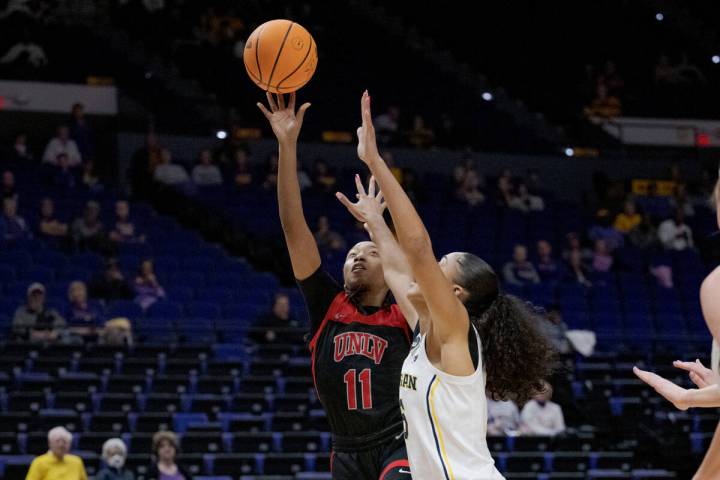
[496,174,516,208]
[89,258,134,301]
[658,209,693,251]
[261,152,279,190]
[564,249,592,287]
[148,431,191,480]
[588,208,623,251]
[230,147,253,188]
[69,103,93,160]
[613,199,641,234]
[65,281,102,338]
[153,148,190,186]
[25,427,87,480]
[82,160,103,192]
[509,182,545,212]
[96,438,133,480]
[503,244,540,286]
[101,317,134,347]
[453,157,476,188]
[72,200,106,252]
[110,200,145,244]
[629,214,659,250]
[38,198,69,239]
[521,383,566,436]
[314,215,346,252]
[487,397,522,436]
[0,196,31,243]
[258,293,297,328]
[670,182,695,217]
[407,114,435,149]
[192,149,223,186]
[2,170,16,199]
[53,153,77,188]
[313,159,337,192]
[561,232,593,264]
[591,239,614,273]
[583,83,621,119]
[134,259,166,310]
[12,132,33,161]
[455,168,485,207]
[538,305,572,354]
[42,125,82,167]
[12,283,66,342]
[535,240,561,283]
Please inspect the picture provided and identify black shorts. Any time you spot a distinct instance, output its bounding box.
[331,435,411,480]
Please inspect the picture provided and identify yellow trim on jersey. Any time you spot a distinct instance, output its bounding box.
[429,376,456,480]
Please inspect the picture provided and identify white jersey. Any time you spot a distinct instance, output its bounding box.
[399,327,504,480]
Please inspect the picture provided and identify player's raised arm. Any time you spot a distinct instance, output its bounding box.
[336,175,419,330]
[355,91,468,347]
[257,92,320,280]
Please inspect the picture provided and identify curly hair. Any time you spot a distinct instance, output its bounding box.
[454,253,557,404]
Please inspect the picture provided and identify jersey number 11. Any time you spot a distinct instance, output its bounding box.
[343,368,373,410]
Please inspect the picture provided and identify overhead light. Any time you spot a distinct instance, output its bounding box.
[655,12,664,21]
[481,92,493,101]
[216,130,228,140]
[712,55,720,64]
[564,147,575,157]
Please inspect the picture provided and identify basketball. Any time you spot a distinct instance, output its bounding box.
[243,19,318,94]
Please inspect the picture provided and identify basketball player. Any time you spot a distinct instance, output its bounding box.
[634,176,720,478]
[350,90,555,479]
[257,92,414,479]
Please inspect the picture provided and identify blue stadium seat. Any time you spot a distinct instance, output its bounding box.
[146,301,184,319]
[107,300,143,319]
[186,302,221,319]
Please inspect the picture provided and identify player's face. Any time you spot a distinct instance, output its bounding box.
[406,252,464,308]
[343,241,385,291]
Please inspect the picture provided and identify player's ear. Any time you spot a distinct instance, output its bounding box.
[452,284,464,299]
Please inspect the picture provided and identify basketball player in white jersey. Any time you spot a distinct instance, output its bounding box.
[634,176,720,478]
[346,91,556,479]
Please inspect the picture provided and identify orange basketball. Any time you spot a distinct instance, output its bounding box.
[243,19,318,94]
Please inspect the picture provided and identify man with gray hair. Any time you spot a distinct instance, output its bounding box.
[96,438,134,480]
[26,426,87,479]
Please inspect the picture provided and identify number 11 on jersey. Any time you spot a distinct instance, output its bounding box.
[343,368,373,410]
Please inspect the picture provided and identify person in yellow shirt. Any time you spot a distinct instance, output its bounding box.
[614,200,642,234]
[26,426,87,480]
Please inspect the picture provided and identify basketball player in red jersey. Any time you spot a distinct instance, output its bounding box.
[257,92,415,479]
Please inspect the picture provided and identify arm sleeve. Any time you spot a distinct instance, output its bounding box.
[297,267,343,337]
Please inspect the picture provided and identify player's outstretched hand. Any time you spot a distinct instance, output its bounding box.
[633,366,689,411]
[357,90,381,165]
[674,359,719,388]
[336,175,386,226]
[257,92,311,146]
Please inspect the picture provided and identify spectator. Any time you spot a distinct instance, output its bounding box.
[72,200,105,252]
[407,114,435,149]
[487,397,522,436]
[82,160,103,192]
[191,149,223,186]
[629,213,659,250]
[455,169,485,207]
[509,182,545,212]
[129,132,162,199]
[110,200,145,244]
[538,305,572,354]
[583,83,621,119]
[69,102,94,160]
[230,147,253,188]
[38,198,68,239]
[66,281,102,338]
[258,293,298,328]
[154,148,190,186]
[658,209,694,251]
[374,105,400,144]
[25,427,87,480]
[670,183,695,217]
[12,132,32,161]
[42,125,82,167]
[496,174,515,208]
[12,283,66,342]
[134,259,166,310]
[503,244,541,286]
[2,170,16,199]
[535,240,561,283]
[453,157,476,188]
[562,232,593,263]
[101,317,134,347]
[613,199,641,234]
[53,153,77,188]
[591,239,614,273]
[588,208,623,251]
[314,215,346,252]
[261,152,279,190]
[313,159,337,193]
[148,431,191,480]
[89,258,134,301]
[96,438,133,480]
[521,383,566,437]
[565,249,592,287]
[0,196,31,243]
